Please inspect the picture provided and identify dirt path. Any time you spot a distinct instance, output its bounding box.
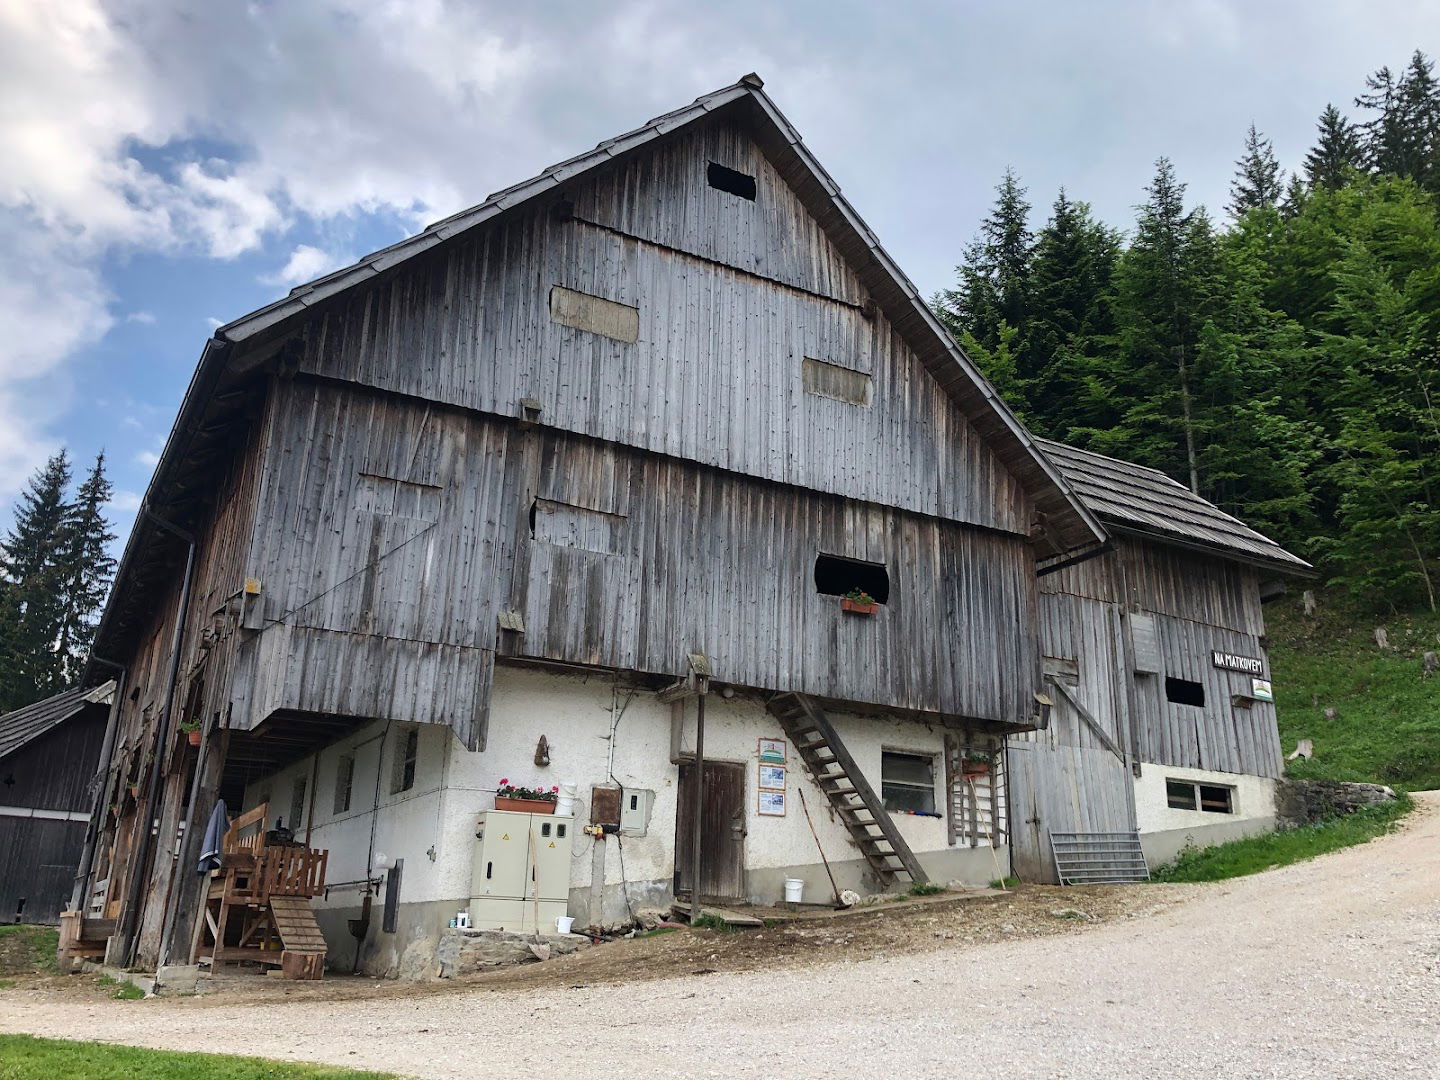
[4,794,1438,1078]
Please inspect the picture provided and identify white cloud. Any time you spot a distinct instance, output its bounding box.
[262,245,353,288]
[125,310,157,324]
[135,449,161,467]
[108,489,143,513]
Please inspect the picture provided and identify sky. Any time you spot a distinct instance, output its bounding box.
[1,0,1436,551]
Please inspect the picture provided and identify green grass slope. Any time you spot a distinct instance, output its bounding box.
[1268,592,1440,792]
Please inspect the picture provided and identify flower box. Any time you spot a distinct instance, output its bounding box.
[841,597,878,615]
[494,796,556,814]
[184,730,202,748]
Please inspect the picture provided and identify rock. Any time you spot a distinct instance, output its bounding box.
[1286,738,1314,761]
[838,889,862,909]
[636,908,669,930]
[436,928,586,977]
[1049,908,1093,921]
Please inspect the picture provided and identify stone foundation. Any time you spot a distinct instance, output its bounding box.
[1276,779,1397,828]
[435,928,588,977]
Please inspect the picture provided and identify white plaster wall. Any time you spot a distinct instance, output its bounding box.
[1134,761,1277,835]
[240,663,995,919]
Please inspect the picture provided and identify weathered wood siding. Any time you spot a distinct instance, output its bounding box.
[235,379,1041,735]
[294,116,1031,537]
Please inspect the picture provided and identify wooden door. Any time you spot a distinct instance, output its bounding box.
[675,761,747,902]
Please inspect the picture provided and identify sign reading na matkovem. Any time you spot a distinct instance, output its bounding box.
[1211,649,1265,675]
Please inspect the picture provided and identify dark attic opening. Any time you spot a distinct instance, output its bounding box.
[1165,676,1206,708]
[814,554,890,604]
[707,161,757,200]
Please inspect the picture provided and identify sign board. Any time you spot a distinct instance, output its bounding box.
[757,738,786,765]
[1212,650,1265,675]
[1251,678,1274,702]
[758,765,786,791]
[757,790,786,816]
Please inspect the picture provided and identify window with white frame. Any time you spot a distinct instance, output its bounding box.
[881,750,936,814]
[1166,778,1234,814]
[391,728,418,795]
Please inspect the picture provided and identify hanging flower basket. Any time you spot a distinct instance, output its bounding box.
[495,779,559,814]
[961,751,993,777]
[840,590,878,616]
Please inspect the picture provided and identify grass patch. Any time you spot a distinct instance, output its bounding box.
[907,882,944,896]
[1153,795,1413,883]
[0,925,59,976]
[988,876,1020,890]
[0,1035,400,1079]
[96,974,146,1000]
[690,913,738,932]
[1268,596,1440,791]
[0,978,14,990]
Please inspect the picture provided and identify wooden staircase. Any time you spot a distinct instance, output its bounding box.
[766,692,928,885]
[268,896,328,980]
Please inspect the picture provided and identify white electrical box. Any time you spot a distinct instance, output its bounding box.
[619,789,654,835]
[469,810,574,933]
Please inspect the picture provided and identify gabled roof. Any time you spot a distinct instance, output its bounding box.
[89,74,1108,676]
[0,681,115,760]
[1036,438,1312,575]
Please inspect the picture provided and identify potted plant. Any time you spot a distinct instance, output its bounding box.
[494,779,559,813]
[961,750,993,777]
[179,719,202,747]
[840,589,879,615]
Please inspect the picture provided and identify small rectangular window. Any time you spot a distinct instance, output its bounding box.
[391,728,418,795]
[1166,779,1235,814]
[881,751,936,814]
[707,161,756,200]
[530,498,626,555]
[1166,779,1197,810]
[814,554,889,604]
[1165,676,1206,708]
[1199,785,1234,813]
[802,357,872,406]
[333,754,354,814]
[356,474,441,521]
[289,777,307,831]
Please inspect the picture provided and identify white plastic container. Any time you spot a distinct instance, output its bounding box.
[784,878,804,903]
[555,915,576,935]
[555,782,578,817]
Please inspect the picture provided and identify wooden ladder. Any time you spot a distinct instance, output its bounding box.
[766,692,928,886]
[267,895,327,980]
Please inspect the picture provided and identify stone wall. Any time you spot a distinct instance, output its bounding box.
[1275,779,1396,828]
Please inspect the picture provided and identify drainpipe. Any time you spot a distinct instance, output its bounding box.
[117,511,196,968]
[69,660,127,913]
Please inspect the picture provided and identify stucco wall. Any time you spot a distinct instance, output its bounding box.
[1133,761,1277,867]
[240,664,1005,973]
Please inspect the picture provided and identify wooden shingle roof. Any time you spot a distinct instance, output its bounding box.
[1036,438,1312,575]
[0,681,114,760]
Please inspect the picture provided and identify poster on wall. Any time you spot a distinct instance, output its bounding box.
[758,764,786,791]
[758,738,786,764]
[1251,678,1274,702]
[758,789,786,816]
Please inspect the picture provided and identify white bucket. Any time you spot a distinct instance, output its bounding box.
[784,878,804,903]
[555,782,578,817]
[555,915,576,935]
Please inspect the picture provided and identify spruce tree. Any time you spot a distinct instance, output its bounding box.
[54,452,116,686]
[1304,104,1363,190]
[1355,53,1440,188]
[0,451,72,710]
[1229,123,1283,217]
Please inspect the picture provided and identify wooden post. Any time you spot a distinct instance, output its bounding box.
[689,692,706,909]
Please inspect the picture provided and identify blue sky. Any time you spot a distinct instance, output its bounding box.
[3,0,1437,551]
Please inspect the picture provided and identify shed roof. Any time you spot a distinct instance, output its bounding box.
[87,74,1111,675]
[1035,438,1312,574]
[0,681,115,761]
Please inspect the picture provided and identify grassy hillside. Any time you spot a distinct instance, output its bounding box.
[1267,591,1440,792]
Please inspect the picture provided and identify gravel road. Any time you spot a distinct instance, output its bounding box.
[5,792,1438,1078]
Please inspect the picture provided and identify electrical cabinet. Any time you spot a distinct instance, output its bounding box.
[468,810,574,933]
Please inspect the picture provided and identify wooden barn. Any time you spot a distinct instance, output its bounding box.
[1010,440,1312,882]
[65,74,1302,979]
[0,682,114,925]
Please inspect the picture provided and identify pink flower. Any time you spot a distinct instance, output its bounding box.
[499,778,509,786]
[551,785,559,792]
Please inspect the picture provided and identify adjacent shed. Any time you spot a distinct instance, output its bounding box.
[0,683,114,924]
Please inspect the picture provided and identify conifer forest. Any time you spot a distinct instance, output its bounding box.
[936,49,1440,614]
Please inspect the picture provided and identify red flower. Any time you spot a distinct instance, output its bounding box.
[551,785,559,792]
[499,778,509,786]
